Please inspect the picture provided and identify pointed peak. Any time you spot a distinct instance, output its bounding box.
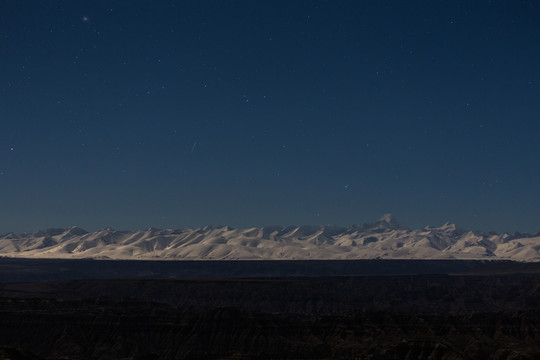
[441,221,457,229]
[431,221,463,235]
[217,225,233,231]
[379,213,397,222]
[64,226,89,236]
[2,232,20,239]
[377,214,402,229]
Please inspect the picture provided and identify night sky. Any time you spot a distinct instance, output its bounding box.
[2,1,540,233]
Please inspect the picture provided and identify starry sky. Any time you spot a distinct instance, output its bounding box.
[1,1,540,234]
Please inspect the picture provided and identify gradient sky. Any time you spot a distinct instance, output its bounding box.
[1,1,540,233]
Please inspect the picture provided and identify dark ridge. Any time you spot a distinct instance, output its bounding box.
[1,258,540,282]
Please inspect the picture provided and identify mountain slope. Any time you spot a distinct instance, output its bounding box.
[1,215,539,261]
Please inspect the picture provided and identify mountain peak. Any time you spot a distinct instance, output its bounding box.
[436,222,462,235]
[440,222,457,229]
[65,226,89,236]
[377,214,402,229]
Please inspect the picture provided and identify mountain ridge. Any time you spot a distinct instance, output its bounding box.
[1,215,539,261]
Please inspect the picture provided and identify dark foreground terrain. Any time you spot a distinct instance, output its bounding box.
[0,260,539,359]
[2,258,540,282]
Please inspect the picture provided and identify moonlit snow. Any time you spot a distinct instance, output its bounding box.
[1,215,539,261]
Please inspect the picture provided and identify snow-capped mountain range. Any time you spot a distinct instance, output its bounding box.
[1,215,539,261]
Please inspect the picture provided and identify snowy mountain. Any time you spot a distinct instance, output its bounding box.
[1,215,539,261]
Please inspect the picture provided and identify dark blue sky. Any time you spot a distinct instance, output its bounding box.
[1,0,540,233]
